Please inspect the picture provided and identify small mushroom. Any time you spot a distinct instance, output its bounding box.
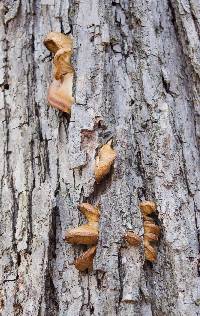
[144,232,159,242]
[143,215,154,222]
[65,203,100,245]
[144,222,160,235]
[139,201,156,216]
[124,231,142,246]
[78,203,100,222]
[48,74,74,113]
[53,47,74,80]
[43,32,73,54]
[95,140,116,183]
[143,240,157,262]
[74,246,96,272]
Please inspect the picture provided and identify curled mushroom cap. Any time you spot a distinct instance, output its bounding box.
[43,32,73,54]
[144,222,160,235]
[65,225,99,245]
[74,246,96,272]
[54,48,74,80]
[95,140,116,183]
[124,231,142,246]
[144,232,159,242]
[65,203,100,245]
[143,215,154,222]
[143,240,157,262]
[48,74,74,113]
[139,201,156,215]
[78,203,100,223]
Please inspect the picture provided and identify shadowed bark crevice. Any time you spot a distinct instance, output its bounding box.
[44,206,59,316]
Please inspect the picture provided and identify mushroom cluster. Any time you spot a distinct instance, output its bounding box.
[139,201,160,262]
[65,203,100,271]
[43,32,74,113]
[43,32,161,273]
[95,140,116,183]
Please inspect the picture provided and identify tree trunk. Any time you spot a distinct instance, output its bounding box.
[0,0,200,315]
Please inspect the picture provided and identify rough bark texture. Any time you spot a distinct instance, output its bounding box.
[0,0,200,315]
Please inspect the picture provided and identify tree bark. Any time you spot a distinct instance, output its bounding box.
[0,0,200,315]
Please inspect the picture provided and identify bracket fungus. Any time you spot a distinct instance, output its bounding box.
[139,201,160,262]
[95,140,116,183]
[74,246,96,272]
[124,231,142,246]
[43,32,74,113]
[44,32,73,53]
[65,203,100,245]
[140,201,156,216]
[65,203,100,272]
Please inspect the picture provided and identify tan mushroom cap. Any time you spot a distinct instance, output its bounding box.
[144,222,160,235]
[124,231,142,246]
[144,240,157,262]
[78,203,100,222]
[139,201,156,215]
[65,203,100,245]
[143,215,154,222]
[47,74,74,113]
[54,48,74,80]
[74,246,97,272]
[95,140,116,183]
[65,224,99,245]
[43,32,73,54]
[144,232,159,242]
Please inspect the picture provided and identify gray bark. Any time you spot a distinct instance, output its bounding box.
[0,0,200,315]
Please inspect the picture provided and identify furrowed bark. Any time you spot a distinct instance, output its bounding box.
[0,0,199,315]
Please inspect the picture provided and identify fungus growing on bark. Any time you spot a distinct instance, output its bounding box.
[65,203,100,245]
[43,32,74,113]
[44,32,73,54]
[47,74,74,113]
[65,203,100,272]
[95,140,116,183]
[53,47,74,80]
[139,201,156,216]
[140,201,160,262]
[124,231,142,246]
[74,246,97,272]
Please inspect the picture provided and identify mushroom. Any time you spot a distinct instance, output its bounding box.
[144,221,160,235]
[139,200,160,262]
[143,240,157,262]
[74,246,97,272]
[65,203,100,272]
[53,47,74,80]
[43,32,73,54]
[124,231,142,246]
[47,74,74,113]
[139,201,156,216]
[43,32,74,113]
[95,140,116,183]
[65,203,100,245]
